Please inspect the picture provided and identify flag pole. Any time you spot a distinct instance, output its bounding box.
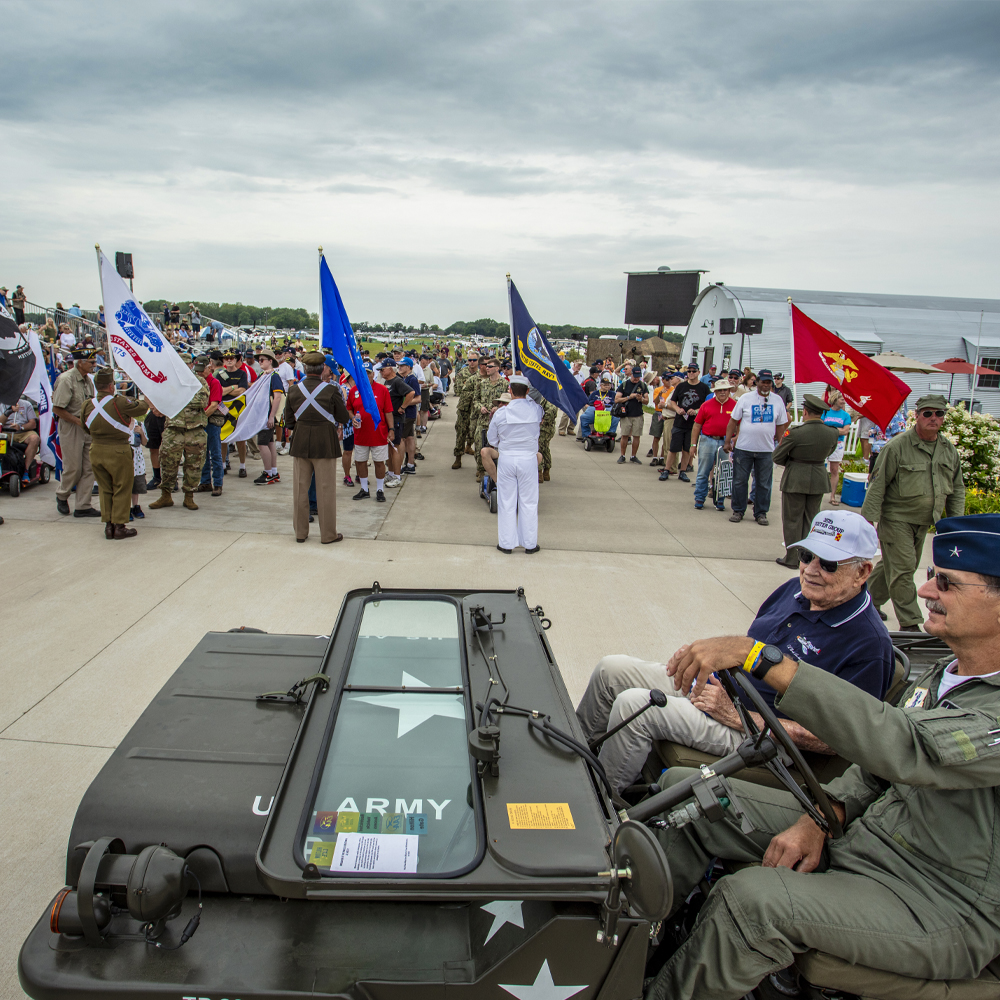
[317,246,324,352]
[969,309,983,413]
[787,296,798,420]
[506,273,514,369]
[95,243,111,367]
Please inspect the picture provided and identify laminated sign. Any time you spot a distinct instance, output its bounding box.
[506,803,575,830]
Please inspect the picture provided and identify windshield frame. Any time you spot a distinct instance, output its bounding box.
[291,593,484,880]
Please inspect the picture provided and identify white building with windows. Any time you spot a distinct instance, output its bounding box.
[679,284,1000,416]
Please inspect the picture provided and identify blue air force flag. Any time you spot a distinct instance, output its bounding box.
[507,278,589,419]
[319,254,380,428]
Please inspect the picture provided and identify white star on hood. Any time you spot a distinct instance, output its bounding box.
[499,959,588,1000]
[482,900,524,943]
[352,671,466,738]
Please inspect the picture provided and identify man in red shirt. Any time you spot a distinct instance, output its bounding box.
[346,362,394,503]
[691,379,736,510]
[197,356,226,496]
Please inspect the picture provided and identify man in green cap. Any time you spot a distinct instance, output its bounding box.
[772,394,840,567]
[862,394,965,630]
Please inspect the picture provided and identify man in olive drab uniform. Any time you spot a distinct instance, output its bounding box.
[461,357,488,457]
[473,357,507,482]
[149,355,209,511]
[284,351,351,543]
[648,516,1000,1000]
[772,393,840,567]
[862,393,965,630]
[82,369,149,539]
[52,347,99,517]
[537,398,557,483]
[451,352,479,469]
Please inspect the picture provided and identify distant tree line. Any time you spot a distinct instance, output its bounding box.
[143,300,318,330]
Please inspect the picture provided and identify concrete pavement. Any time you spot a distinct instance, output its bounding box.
[0,394,922,998]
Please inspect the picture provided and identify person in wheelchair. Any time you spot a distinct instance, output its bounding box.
[646,514,1000,999]
[576,510,895,793]
[0,396,41,486]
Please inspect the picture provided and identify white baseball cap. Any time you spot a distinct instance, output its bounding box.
[790,511,878,562]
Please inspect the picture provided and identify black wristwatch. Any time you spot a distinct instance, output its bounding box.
[751,644,785,680]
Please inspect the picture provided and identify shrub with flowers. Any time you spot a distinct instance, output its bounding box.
[940,404,1000,491]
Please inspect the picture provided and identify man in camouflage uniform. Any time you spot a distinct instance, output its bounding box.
[537,399,557,483]
[451,352,480,469]
[149,355,210,511]
[473,357,508,482]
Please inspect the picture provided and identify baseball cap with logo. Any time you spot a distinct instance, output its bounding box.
[790,511,878,563]
[757,368,774,382]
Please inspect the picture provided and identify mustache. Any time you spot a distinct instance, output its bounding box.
[925,600,946,615]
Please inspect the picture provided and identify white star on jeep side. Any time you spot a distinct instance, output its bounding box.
[482,900,524,943]
[950,546,962,558]
[499,959,588,1000]
[352,672,466,738]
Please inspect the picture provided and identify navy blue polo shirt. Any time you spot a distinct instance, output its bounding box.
[743,579,893,718]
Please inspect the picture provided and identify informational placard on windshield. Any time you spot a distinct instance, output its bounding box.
[330,832,420,873]
[506,803,575,830]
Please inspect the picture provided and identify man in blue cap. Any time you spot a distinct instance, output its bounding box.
[646,512,1000,998]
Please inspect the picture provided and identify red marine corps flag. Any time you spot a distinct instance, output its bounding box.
[790,302,910,431]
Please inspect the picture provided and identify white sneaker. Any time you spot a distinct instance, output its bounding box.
[385,476,402,488]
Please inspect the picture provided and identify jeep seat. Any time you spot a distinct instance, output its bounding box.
[796,949,1000,1000]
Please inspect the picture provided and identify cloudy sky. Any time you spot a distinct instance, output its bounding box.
[2,0,998,327]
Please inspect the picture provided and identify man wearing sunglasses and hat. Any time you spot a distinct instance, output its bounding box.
[51,347,99,517]
[862,394,965,631]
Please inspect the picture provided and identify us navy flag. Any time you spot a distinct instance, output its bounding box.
[319,254,380,428]
[507,277,589,418]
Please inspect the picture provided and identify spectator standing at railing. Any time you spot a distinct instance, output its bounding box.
[170,303,180,329]
[98,304,106,328]
[0,286,7,307]
[11,285,26,325]
[189,306,201,337]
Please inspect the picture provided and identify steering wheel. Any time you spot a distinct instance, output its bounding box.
[720,669,843,838]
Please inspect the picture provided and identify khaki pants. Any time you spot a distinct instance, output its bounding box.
[91,441,135,524]
[575,654,741,791]
[649,768,985,999]
[868,518,930,627]
[293,456,338,542]
[780,491,824,563]
[55,419,94,509]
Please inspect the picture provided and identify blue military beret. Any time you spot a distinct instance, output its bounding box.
[936,514,1000,536]
[932,530,1000,579]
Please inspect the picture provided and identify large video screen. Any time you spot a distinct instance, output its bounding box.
[624,272,701,327]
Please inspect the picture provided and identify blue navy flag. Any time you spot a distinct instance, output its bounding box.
[319,254,380,428]
[507,278,590,418]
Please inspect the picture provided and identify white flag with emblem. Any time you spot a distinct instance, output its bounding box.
[97,250,200,418]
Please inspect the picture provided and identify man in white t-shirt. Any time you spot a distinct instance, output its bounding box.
[276,347,296,390]
[723,367,788,526]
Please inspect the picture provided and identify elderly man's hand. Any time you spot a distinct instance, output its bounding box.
[762,815,827,873]
[666,636,753,696]
[688,675,742,728]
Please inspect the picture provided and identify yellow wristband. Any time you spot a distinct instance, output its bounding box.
[742,641,766,674]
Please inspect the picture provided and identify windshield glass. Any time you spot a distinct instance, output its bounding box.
[302,598,479,877]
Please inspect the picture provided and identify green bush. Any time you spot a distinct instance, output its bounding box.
[964,489,1000,515]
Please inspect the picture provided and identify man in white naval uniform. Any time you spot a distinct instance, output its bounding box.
[486,375,543,554]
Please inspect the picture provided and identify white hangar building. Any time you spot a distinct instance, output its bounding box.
[678,284,1000,417]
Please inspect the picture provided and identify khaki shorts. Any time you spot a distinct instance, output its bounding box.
[12,430,36,445]
[354,443,389,463]
[619,415,644,438]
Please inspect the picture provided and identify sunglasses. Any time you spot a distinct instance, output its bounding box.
[798,550,842,574]
[920,409,946,418]
[926,567,991,592]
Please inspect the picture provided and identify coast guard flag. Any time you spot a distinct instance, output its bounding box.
[508,278,589,418]
[24,330,57,468]
[790,302,910,431]
[319,254,379,427]
[98,250,201,418]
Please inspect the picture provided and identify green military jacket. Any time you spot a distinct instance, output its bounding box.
[778,660,1000,972]
[474,376,507,419]
[861,427,965,526]
[540,399,558,432]
[165,376,210,431]
[452,364,472,400]
[458,370,482,411]
[773,419,839,494]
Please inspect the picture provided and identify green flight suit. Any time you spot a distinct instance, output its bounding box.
[772,418,840,566]
[473,376,508,476]
[650,659,1000,1000]
[861,428,965,626]
[453,367,479,459]
[159,377,210,495]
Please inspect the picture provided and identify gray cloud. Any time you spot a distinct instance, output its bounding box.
[1,1,998,324]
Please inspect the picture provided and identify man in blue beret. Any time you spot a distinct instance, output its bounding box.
[646,513,1000,999]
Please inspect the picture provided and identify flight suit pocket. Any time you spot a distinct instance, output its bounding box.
[915,709,1000,766]
[897,463,928,497]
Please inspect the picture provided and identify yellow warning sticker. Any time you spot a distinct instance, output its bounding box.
[506,802,575,830]
[308,841,337,867]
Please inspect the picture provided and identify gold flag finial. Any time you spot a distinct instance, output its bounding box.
[318,245,323,254]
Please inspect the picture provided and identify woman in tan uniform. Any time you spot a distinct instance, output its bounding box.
[81,370,149,539]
